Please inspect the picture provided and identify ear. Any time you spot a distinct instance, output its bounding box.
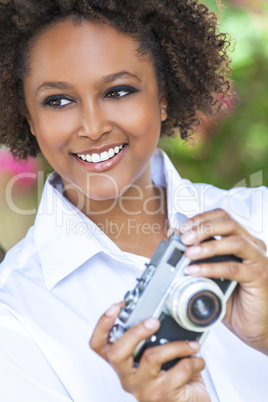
[25,114,36,137]
[160,99,168,122]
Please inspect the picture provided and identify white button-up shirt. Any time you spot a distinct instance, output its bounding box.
[0,149,267,401]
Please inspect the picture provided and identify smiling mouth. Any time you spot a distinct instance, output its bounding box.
[75,144,125,163]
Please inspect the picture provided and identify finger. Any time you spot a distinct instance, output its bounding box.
[105,318,160,375]
[180,209,229,233]
[184,234,263,263]
[181,217,255,246]
[133,355,205,402]
[137,341,200,376]
[184,259,257,283]
[89,302,123,359]
[165,356,205,389]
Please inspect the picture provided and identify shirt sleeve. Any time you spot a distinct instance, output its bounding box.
[0,306,72,402]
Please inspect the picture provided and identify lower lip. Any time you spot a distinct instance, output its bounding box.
[72,145,128,172]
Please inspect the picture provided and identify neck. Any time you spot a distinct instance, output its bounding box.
[63,179,169,257]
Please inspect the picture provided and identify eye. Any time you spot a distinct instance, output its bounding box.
[105,86,139,99]
[42,95,73,109]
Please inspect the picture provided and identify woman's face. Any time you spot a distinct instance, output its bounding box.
[23,19,167,202]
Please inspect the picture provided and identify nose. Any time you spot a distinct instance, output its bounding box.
[76,100,113,140]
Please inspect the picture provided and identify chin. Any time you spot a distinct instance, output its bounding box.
[83,178,132,202]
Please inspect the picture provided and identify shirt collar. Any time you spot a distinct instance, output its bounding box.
[34,173,103,290]
[151,149,193,228]
[34,149,190,290]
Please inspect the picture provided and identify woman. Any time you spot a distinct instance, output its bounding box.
[0,1,267,401]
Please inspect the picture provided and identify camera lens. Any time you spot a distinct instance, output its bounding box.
[192,296,214,319]
[166,277,226,331]
[187,291,221,326]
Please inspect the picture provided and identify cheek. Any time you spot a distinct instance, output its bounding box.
[33,117,72,152]
[117,103,161,141]
[27,102,76,146]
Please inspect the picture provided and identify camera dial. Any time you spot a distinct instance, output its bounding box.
[108,324,125,343]
[119,288,140,323]
[166,276,225,332]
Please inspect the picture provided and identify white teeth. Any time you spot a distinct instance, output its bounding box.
[100,151,109,161]
[108,148,114,158]
[92,153,100,163]
[77,144,124,163]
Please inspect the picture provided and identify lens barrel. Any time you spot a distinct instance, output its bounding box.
[166,277,225,332]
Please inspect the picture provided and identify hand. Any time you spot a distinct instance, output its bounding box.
[179,208,268,355]
[90,303,210,402]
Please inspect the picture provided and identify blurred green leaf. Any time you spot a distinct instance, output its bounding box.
[162,0,268,189]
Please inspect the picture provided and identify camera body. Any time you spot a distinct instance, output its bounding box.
[109,232,240,369]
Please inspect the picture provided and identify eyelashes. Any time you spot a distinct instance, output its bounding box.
[42,85,140,109]
[42,95,73,109]
[104,85,139,99]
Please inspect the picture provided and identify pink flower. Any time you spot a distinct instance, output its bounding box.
[0,149,40,193]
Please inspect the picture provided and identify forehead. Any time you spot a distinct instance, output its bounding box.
[25,19,155,85]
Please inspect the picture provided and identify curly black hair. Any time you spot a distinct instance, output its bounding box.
[0,0,232,160]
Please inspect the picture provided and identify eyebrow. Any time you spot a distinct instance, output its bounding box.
[36,81,73,94]
[36,71,141,94]
[100,71,141,85]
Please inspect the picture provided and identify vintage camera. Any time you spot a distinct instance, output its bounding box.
[109,232,240,369]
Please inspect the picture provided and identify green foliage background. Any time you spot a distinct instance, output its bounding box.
[160,0,268,189]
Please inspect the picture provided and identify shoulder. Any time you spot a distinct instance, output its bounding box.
[0,225,43,290]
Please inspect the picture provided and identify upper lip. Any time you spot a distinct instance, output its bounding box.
[72,142,127,155]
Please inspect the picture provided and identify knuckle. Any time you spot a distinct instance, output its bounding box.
[227,218,239,233]
[233,234,247,249]
[226,260,239,277]
[142,347,159,366]
[180,357,195,375]
[106,346,121,365]
[216,208,229,218]
[182,356,205,374]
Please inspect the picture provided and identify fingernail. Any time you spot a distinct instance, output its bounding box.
[181,232,197,244]
[144,318,159,330]
[186,246,202,257]
[184,265,200,274]
[105,304,120,317]
[188,341,200,351]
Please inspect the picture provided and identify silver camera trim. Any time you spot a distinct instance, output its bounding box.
[166,276,226,332]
